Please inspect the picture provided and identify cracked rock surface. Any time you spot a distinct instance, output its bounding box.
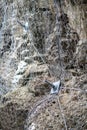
[0,0,87,130]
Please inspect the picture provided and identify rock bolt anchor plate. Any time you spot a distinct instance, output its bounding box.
[45,80,61,94]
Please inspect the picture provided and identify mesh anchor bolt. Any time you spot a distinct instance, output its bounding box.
[45,80,61,94]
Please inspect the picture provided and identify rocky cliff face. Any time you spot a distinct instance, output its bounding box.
[0,0,87,130]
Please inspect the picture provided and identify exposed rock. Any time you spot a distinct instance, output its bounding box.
[0,81,51,130]
[0,0,87,130]
[0,87,34,130]
[64,0,87,39]
[15,61,28,75]
[75,40,87,70]
[12,61,49,87]
[0,77,9,97]
[0,73,87,130]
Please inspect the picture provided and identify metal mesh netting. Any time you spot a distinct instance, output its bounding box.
[0,0,87,130]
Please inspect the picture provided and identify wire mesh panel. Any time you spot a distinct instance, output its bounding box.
[0,0,87,130]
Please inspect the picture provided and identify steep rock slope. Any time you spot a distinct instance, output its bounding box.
[0,0,87,130]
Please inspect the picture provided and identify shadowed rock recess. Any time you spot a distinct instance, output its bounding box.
[0,0,87,130]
